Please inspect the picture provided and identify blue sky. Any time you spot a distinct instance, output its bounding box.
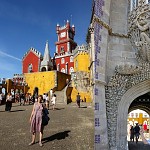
[0,0,92,79]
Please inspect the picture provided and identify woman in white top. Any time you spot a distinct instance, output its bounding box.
[45,94,49,110]
[140,128,150,145]
[51,94,56,110]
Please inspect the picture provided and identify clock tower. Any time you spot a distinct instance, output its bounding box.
[55,20,77,74]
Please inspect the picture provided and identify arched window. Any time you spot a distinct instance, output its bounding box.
[61,68,65,73]
[69,67,74,74]
[61,58,65,64]
[60,46,64,53]
[130,0,138,11]
[70,56,74,62]
[28,64,33,73]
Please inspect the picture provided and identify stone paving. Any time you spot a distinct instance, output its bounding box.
[128,141,150,150]
[0,102,94,150]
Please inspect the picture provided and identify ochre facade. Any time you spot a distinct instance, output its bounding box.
[24,71,56,95]
[74,51,90,72]
[71,49,91,102]
[24,71,71,95]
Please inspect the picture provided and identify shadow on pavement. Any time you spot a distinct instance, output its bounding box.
[42,130,71,143]
[80,106,87,108]
[128,141,150,150]
[10,110,26,112]
[54,108,65,110]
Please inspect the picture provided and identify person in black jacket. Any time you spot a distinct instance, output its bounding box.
[134,123,140,143]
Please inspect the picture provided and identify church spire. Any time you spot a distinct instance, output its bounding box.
[43,40,51,62]
[40,41,53,72]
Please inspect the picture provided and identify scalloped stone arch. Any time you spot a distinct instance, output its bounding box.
[116,79,150,149]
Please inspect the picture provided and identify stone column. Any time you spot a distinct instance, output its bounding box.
[93,0,111,149]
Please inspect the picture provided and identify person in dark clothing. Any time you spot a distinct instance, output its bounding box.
[20,93,25,106]
[5,93,12,111]
[76,93,81,108]
[134,123,140,143]
[130,125,134,142]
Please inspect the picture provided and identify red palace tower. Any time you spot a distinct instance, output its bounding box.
[55,20,77,74]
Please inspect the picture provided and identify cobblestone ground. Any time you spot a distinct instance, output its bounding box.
[0,102,94,150]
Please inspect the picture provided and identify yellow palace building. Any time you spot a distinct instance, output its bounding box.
[71,44,92,102]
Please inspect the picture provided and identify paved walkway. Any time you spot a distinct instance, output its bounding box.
[128,141,150,150]
[0,102,94,150]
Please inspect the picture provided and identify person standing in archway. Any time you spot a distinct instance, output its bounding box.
[130,125,134,142]
[134,123,140,143]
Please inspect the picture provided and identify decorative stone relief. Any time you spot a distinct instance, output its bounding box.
[128,3,150,62]
[71,71,90,92]
[115,64,141,75]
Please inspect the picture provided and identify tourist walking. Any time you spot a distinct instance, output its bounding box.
[43,93,46,103]
[20,92,25,106]
[134,123,140,143]
[130,125,134,142]
[5,93,12,111]
[76,93,81,108]
[29,95,44,147]
[51,94,56,110]
[45,93,49,110]
[50,89,53,99]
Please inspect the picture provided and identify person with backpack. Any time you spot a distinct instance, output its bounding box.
[29,95,46,147]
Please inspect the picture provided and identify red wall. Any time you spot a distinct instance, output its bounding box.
[22,51,40,73]
[55,56,74,74]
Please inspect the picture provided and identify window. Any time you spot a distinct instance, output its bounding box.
[70,56,73,62]
[61,58,65,64]
[28,64,33,73]
[61,68,65,73]
[70,67,74,74]
[60,46,64,53]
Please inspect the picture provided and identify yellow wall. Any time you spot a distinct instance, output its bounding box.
[128,113,149,125]
[71,87,91,102]
[72,51,91,102]
[74,51,90,72]
[24,71,56,95]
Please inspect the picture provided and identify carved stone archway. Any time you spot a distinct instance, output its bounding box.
[106,61,150,150]
[117,80,150,150]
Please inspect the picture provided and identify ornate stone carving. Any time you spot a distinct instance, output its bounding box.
[115,64,141,75]
[128,4,150,62]
[106,59,150,149]
[71,71,90,92]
